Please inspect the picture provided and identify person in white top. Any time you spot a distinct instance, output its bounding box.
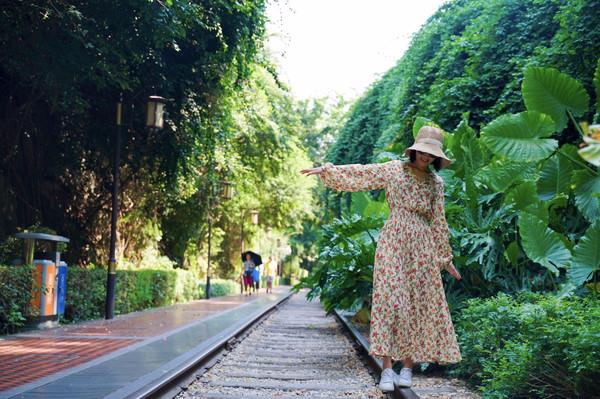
[264,256,277,294]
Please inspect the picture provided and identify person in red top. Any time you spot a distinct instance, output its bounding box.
[242,253,255,296]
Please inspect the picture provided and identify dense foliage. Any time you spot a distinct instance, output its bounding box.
[301,1,600,396]
[0,264,239,332]
[316,0,600,303]
[453,292,600,398]
[303,63,600,318]
[295,192,387,314]
[0,0,268,265]
[0,1,325,283]
[0,265,34,334]
[328,0,600,169]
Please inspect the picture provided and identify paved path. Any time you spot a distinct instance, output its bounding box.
[0,287,290,399]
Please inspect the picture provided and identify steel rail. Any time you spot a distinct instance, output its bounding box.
[334,309,420,399]
[129,291,294,399]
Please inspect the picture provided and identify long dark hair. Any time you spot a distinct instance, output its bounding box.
[409,150,441,171]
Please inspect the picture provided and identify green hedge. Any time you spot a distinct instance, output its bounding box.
[205,278,239,297]
[452,292,600,398]
[1,264,240,331]
[65,268,239,322]
[0,264,34,334]
[64,268,197,321]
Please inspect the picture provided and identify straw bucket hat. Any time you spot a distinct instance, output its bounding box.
[404,126,453,169]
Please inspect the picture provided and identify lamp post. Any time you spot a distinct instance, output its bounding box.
[105,94,166,320]
[276,238,282,277]
[205,180,233,300]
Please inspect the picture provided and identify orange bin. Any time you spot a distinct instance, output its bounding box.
[31,260,57,319]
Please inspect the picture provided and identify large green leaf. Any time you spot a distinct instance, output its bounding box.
[568,222,600,286]
[518,212,571,275]
[505,180,538,210]
[350,192,389,219]
[522,66,590,131]
[518,199,550,224]
[573,170,600,222]
[537,146,579,200]
[476,159,537,192]
[351,192,370,215]
[364,200,389,219]
[504,241,521,266]
[481,111,557,161]
[450,116,490,179]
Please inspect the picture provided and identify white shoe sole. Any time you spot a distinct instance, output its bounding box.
[395,378,411,388]
[379,382,394,392]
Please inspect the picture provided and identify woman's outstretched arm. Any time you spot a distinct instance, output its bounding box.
[301,161,397,192]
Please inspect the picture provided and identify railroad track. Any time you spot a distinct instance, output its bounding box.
[141,291,477,399]
[167,292,392,399]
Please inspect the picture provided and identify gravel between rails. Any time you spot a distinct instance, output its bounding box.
[177,291,386,399]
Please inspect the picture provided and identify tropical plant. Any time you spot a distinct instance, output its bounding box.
[481,65,599,289]
[318,63,600,313]
[294,192,387,314]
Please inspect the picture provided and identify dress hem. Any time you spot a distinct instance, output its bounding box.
[368,351,461,365]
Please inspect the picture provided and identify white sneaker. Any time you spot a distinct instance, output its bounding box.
[394,367,412,387]
[379,368,396,392]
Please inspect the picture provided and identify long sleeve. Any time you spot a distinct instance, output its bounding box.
[430,177,454,271]
[320,161,396,192]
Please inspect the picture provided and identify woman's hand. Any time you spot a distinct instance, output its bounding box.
[300,166,325,175]
[446,263,461,280]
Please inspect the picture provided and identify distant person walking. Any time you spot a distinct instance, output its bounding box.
[301,126,462,391]
[243,253,255,296]
[265,256,277,293]
[252,263,261,294]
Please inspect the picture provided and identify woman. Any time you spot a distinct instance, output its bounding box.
[243,253,255,296]
[301,126,461,391]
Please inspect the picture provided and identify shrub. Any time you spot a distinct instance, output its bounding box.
[208,279,239,297]
[65,267,106,321]
[2,263,240,330]
[452,292,600,398]
[294,210,384,314]
[0,264,34,334]
[64,267,237,323]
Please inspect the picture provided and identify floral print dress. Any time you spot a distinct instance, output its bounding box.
[321,160,461,364]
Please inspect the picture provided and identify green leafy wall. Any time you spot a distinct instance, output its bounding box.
[327,0,600,166]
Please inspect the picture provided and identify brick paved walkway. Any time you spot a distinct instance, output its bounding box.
[0,337,137,391]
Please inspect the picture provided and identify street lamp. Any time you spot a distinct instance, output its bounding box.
[105,94,165,320]
[222,181,234,200]
[250,209,259,226]
[145,96,167,129]
[205,180,233,299]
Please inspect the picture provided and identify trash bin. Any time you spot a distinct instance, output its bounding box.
[31,259,57,320]
[57,261,67,316]
[15,232,70,327]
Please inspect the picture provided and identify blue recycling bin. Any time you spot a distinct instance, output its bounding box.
[56,261,68,316]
